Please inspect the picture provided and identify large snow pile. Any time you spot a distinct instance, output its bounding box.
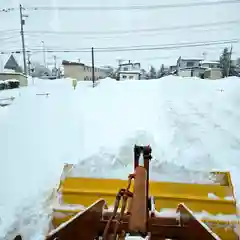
[0,76,240,239]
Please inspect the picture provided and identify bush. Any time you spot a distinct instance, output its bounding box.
[8,80,20,89]
[0,79,20,90]
[0,81,5,90]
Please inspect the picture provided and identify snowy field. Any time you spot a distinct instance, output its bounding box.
[0,76,240,239]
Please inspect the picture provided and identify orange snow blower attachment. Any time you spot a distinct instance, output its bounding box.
[44,145,240,240]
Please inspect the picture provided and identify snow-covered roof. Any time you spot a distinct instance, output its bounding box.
[201,61,219,64]
[62,60,84,66]
[181,58,203,62]
[119,61,140,66]
[180,67,207,71]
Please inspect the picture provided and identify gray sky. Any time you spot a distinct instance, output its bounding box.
[0,0,240,70]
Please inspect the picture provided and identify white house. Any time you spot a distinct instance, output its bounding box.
[177,57,223,79]
[118,61,141,80]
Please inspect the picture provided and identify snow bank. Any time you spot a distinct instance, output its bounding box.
[0,76,240,239]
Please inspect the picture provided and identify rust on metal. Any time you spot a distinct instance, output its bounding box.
[177,203,221,240]
[46,199,105,240]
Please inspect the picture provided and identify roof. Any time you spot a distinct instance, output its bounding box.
[180,67,207,71]
[62,60,106,70]
[4,55,22,72]
[119,61,140,66]
[201,61,220,64]
[180,58,203,62]
[62,60,84,66]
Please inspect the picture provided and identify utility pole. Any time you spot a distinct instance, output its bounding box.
[227,45,233,77]
[53,55,57,69]
[53,55,57,77]
[91,47,95,87]
[19,4,27,75]
[27,53,31,76]
[41,41,46,68]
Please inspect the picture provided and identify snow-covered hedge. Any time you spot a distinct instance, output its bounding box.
[0,79,20,90]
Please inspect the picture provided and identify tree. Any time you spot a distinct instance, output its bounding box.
[220,47,231,77]
[140,69,147,79]
[148,65,157,79]
[157,64,165,78]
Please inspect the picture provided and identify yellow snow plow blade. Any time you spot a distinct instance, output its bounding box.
[53,165,239,239]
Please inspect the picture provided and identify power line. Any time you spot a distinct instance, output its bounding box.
[2,0,239,12]
[22,19,240,36]
[1,38,238,54]
[45,38,240,51]
[24,0,240,11]
[0,29,19,33]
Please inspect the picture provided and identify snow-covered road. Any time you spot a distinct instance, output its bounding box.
[0,76,240,239]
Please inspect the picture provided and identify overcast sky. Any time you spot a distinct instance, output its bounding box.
[0,0,239,70]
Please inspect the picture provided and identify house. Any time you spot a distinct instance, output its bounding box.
[1,55,27,86]
[177,57,205,78]
[118,61,141,80]
[177,57,223,79]
[62,60,108,80]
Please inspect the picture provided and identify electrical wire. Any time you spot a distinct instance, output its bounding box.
[25,0,240,11]
[1,38,238,54]
[22,19,240,36]
[1,0,240,12]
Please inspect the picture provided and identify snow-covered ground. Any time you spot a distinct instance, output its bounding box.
[0,76,240,239]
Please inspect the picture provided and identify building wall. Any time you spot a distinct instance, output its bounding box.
[202,63,220,68]
[0,72,28,86]
[119,63,140,72]
[179,68,205,78]
[204,69,222,80]
[119,73,140,80]
[179,69,192,77]
[63,65,107,81]
[64,65,85,80]
[179,60,201,69]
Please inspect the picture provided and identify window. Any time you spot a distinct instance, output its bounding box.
[129,76,134,79]
[186,62,194,67]
[122,75,127,79]
[123,67,128,71]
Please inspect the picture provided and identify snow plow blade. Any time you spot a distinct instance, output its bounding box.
[50,147,239,239]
